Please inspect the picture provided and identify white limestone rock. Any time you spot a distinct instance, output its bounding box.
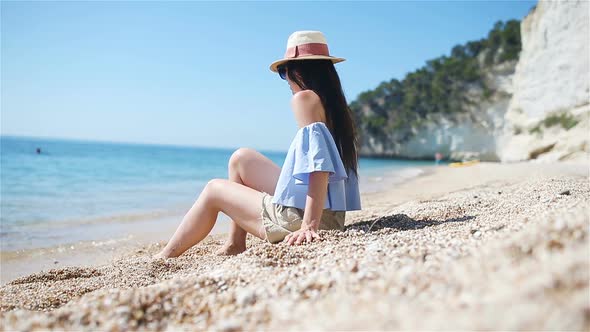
[499,0,590,162]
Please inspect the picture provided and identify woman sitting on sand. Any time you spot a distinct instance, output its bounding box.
[154,31,361,258]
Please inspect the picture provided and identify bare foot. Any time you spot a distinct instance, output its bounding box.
[215,242,246,256]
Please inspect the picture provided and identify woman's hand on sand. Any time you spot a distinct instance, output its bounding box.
[284,227,321,245]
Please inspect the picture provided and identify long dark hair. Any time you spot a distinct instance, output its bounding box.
[285,59,359,177]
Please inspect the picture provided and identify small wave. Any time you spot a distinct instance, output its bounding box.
[361,166,429,193]
[0,234,136,262]
[3,207,187,233]
[387,167,426,182]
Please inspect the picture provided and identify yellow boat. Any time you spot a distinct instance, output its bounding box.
[449,159,480,168]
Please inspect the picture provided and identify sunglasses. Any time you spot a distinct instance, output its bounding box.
[278,65,287,80]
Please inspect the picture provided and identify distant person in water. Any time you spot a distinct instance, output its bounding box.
[36,148,41,154]
[154,31,362,258]
[435,152,443,165]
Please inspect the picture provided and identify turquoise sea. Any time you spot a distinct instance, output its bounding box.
[0,135,436,253]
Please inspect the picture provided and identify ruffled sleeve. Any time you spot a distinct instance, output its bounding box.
[291,122,349,185]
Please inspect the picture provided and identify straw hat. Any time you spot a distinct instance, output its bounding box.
[269,30,346,73]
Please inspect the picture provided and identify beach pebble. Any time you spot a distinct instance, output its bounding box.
[235,289,256,306]
[552,218,567,231]
[216,320,242,332]
[366,242,383,252]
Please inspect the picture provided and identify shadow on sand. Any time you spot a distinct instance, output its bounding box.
[346,214,476,233]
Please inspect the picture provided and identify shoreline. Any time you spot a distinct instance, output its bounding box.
[0,213,232,285]
[0,163,434,284]
[1,160,588,330]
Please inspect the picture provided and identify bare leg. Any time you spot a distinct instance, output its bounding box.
[216,148,281,255]
[154,179,268,259]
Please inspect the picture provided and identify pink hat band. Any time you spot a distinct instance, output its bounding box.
[269,31,345,72]
[284,43,330,58]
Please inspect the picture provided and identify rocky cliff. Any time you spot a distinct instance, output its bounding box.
[383,59,515,161]
[353,1,589,162]
[499,0,589,162]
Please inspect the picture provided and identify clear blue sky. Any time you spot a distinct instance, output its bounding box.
[1,0,536,152]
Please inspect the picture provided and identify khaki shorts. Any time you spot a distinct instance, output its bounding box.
[259,192,346,244]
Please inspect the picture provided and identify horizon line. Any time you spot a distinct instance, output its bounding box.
[0,133,289,155]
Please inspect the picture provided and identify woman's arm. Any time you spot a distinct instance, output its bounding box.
[284,89,330,245]
[284,171,330,245]
[302,171,330,229]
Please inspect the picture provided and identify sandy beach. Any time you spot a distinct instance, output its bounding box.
[1,161,588,331]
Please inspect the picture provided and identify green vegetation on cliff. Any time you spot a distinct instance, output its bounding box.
[350,20,521,142]
[529,112,580,135]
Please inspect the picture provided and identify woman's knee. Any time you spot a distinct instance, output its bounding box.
[228,147,257,171]
[203,178,228,204]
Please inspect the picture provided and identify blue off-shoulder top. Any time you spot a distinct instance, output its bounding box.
[271,121,362,211]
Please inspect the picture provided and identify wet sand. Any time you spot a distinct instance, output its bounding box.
[1,161,589,331]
